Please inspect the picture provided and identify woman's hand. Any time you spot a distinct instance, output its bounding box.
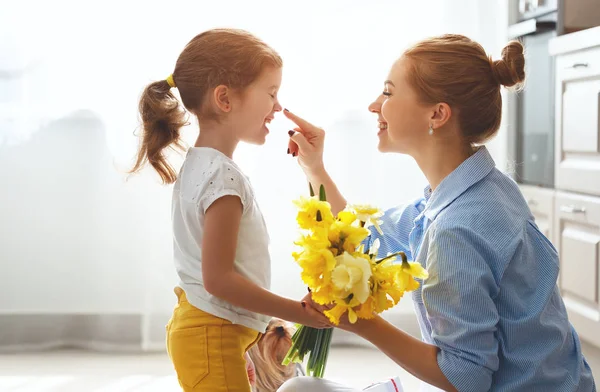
[284,109,326,176]
[283,109,347,214]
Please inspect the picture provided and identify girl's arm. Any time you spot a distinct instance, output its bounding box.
[202,195,330,329]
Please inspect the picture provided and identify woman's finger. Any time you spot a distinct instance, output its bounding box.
[283,109,317,132]
[288,130,311,153]
[287,138,298,156]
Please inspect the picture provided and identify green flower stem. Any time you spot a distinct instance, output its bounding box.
[375,251,407,265]
[283,326,333,378]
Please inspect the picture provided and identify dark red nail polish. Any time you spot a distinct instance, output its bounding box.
[288,130,295,137]
[301,301,306,308]
[284,108,289,112]
[292,152,297,157]
[287,148,290,154]
[308,287,312,292]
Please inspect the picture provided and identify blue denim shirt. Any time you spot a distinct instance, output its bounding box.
[368,147,596,391]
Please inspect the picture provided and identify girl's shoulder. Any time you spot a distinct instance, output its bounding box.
[184,147,250,188]
[178,148,253,211]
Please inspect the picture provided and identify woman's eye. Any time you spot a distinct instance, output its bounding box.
[382,91,391,97]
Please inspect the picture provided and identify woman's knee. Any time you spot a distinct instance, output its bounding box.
[278,377,356,392]
[278,377,325,392]
[277,377,301,392]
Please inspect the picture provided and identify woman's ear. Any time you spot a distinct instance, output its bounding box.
[429,102,452,129]
[213,85,232,113]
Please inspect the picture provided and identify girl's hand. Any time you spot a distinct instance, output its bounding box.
[244,351,256,386]
[295,294,333,329]
[284,110,326,175]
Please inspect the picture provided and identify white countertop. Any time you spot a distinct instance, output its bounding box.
[550,26,600,56]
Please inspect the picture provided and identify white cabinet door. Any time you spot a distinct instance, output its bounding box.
[554,191,600,348]
[555,47,600,197]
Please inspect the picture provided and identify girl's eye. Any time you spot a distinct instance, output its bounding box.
[382,91,391,97]
[269,93,276,98]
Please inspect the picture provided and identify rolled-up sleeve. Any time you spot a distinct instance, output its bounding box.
[423,226,500,392]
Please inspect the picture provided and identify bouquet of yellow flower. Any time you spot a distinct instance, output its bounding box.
[282,185,428,377]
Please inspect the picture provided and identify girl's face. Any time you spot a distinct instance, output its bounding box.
[233,66,283,145]
[368,58,432,154]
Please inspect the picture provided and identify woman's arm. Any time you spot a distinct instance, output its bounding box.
[284,110,347,215]
[352,317,457,392]
[202,195,331,329]
[305,168,346,216]
[326,224,501,392]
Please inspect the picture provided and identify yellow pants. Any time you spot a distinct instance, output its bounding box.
[166,287,262,392]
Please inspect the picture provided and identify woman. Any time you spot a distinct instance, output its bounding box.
[278,35,596,392]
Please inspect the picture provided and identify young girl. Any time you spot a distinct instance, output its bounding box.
[279,35,596,391]
[131,29,330,392]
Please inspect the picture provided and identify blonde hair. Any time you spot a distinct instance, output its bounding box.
[248,320,297,392]
[131,29,282,184]
[403,34,525,144]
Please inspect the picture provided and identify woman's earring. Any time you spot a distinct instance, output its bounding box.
[428,125,434,136]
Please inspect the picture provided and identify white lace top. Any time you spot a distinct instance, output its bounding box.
[172,147,271,332]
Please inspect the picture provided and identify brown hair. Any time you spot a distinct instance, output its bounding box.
[403,34,525,144]
[131,29,283,184]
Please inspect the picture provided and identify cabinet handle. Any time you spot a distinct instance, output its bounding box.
[560,205,586,214]
[568,63,589,69]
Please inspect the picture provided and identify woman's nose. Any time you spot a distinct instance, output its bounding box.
[274,101,283,112]
[368,98,381,113]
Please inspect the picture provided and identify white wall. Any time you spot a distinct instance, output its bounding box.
[0,1,509,328]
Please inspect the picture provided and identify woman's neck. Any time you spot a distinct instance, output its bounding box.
[194,125,239,159]
[413,141,475,192]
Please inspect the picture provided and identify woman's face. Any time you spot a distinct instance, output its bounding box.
[368,57,432,154]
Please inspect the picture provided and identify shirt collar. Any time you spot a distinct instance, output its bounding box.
[423,146,496,221]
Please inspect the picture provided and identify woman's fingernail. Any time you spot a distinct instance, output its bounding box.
[292,152,297,157]
[307,287,312,292]
[284,108,289,112]
[301,301,306,308]
[288,130,295,137]
[287,148,290,154]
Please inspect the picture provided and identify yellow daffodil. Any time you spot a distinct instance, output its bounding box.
[324,300,362,324]
[355,296,377,320]
[337,210,357,225]
[395,259,428,292]
[347,307,358,324]
[347,204,384,234]
[374,289,394,313]
[290,194,428,329]
[286,191,433,378]
[311,283,335,305]
[402,259,429,280]
[294,197,335,230]
[294,232,331,253]
[370,257,409,312]
[328,221,370,254]
[324,303,348,325]
[330,252,372,304]
[295,248,337,289]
